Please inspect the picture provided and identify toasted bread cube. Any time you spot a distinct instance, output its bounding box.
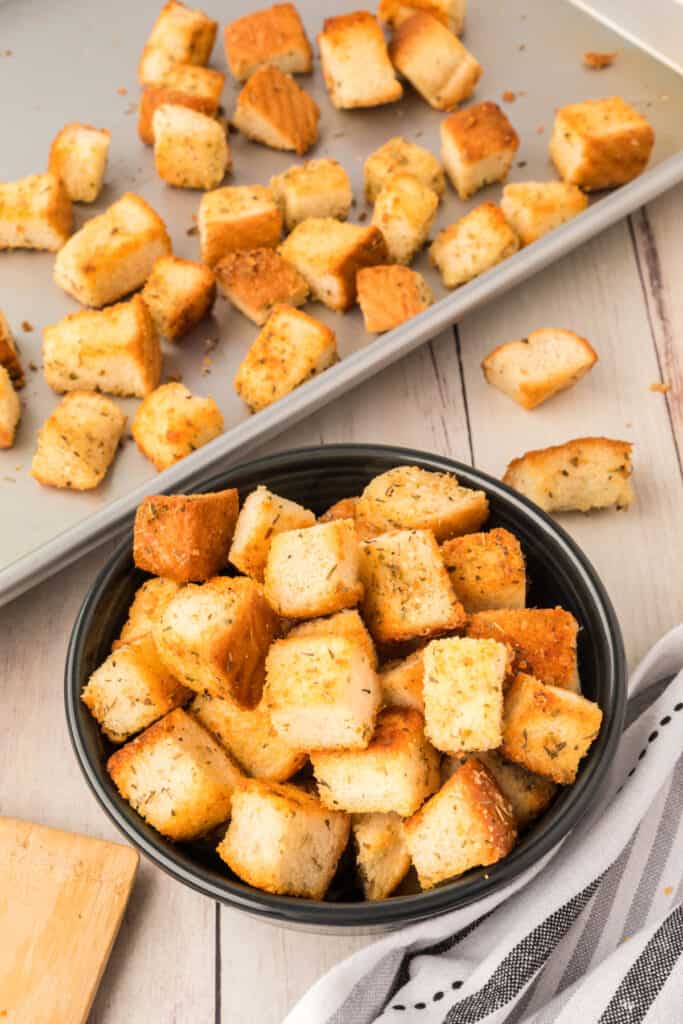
[403,756,516,888]
[441,528,526,612]
[152,104,230,190]
[357,264,433,334]
[270,159,352,231]
[132,383,223,470]
[503,437,633,514]
[154,576,279,706]
[228,484,315,580]
[500,181,588,247]
[360,529,466,645]
[371,174,439,265]
[476,750,556,830]
[234,303,337,412]
[352,812,412,899]
[389,12,481,111]
[134,490,239,582]
[279,218,388,311]
[198,185,282,266]
[43,295,161,398]
[430,202,520,288]
[364,136,445,204]
[0,173,72,252]
[318,497,384,542]
[379,650,425,712]
[224,3,312,81]
[215,248,309,325]
[115,578,183,648]
[264,634,380,749]
[54,192,171,307]
[139,65,225,144]
[31,391,125,490]
[0,311,23,387]
[48,123,110,204]
[482,328,598,410]
[108,708,241,840]
[0,367,20,449]
[550,97,654,191]
[466,608,580,691]
[356,465,489,541]
[217,779,349,897]
[312,708,440,816]
[502,673,603,784]
[142,255,216,341]
[441,101,519,199]
[378,0,466,34]
[232,65,319,156]
[138,46,182,88]
[139,1,217,85]
[318,11,402,110]
[288,609,377,670]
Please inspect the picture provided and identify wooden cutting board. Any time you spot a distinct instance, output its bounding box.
[0,816,139,1024]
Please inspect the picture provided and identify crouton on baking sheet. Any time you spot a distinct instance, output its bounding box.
[198,185,282,266]
[389,12,481,111]
[215,248,309,325]
[138,1,218,85]
[270,159,352,230]
[378,0,466,34]
[430,202,519,288]
[142,255,216,340]
[232,64,319,155]
[0,173,72,252]
[318,11,402,109]
[31,392,126,491]
[441,101,519,199]
[48,123,110,203]
[357,266,433,334]
[371,174,439,265]
[0,367,21,450]
[0,311,24,387]
[153,104,230,189]
[132,383,223,470]
[138,64,225,144]
[364,136,445,204]
[224,3,312,81]
[501,181,588,246]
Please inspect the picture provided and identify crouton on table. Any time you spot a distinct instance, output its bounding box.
[153,104,230,189]
[232,65,319,155]
[0,311,24,387]
[139,65,225,144]
[138,1,218,85]
[441,527,526,612]
[229,484,315,580]
[379,650,425,712]
[224,3,312,81]
[132,383,223,470]
[476,749,557,830]
[318,11,402,109]
[48,123,111,203]
[352,811,412,900]
[357,265,433,334]
[0,367,20,449]
[372,174,439,265]
[389,12,481,111]
[466,607,580,691]
[288,609,377,669]
[0,173,72,252]
[215,248,309,325]
[142,255,216,340]
[378,0,466,34]
[441,101,519,199]
[115,577,182,648]
[31,391,126,490]
[270,159,352,230]
[198,185,282,266]
[430,202,519,288]
[482,328,598,409]
[500,181,588,246]
[364,136,445,203]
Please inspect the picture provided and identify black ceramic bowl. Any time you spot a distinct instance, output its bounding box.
[66,444,626,930]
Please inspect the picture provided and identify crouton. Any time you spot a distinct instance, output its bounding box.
[378,0,466,34]
[318,11,402,109]
[217,779,350,897]
[139,65,225,144]
[288,609,377,669]
[364,136,445,204]
[270,159,352,230]
[132,383,223,470]
[31,391,125,490]
[138,46,181,89]
[476,749,557,830]
[82,635,192,743]
[0,367,20,449]
[108,708,241,840]
[198,185,282,266]
[430,202,520,288]
[441,101,519,199]
[279,218,388,311]
[318,497,384,541]
[441,528,526,612]
[389,12,481,111]
[371,174,438,265]
[0,311,23,387]
[466,608,580,691]
[357,264,433,334]
[115,577,182,647]
[134,490,239,582]
[502,672,603,784]
[224,3,313,81]
[312,707,440,816]
[0,173,72,252]
[549,97,655,191]
[264,634,380,749]
[232,65,319,155]
[48,123,110,204]
[153,576,279,705]
[215,248,309,325]
[53,193,171,308]
[142,255,216,341]
[359,529,466,645]
[379,650,424,712]
[234,303,337,412]
[352,812,412,899]
[191,692,306,781]
[501,181,588,246]
[356,465,489,541]
[503,437,633,513]
[228,484,315,580]
[43,295,161,398]
[139,1,218,85]
[152,104,230,190]
[482,328,598,410]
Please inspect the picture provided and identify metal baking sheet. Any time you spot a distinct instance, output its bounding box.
[1,0,682,607]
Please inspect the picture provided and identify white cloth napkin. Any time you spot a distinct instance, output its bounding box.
[285,626,683,1024]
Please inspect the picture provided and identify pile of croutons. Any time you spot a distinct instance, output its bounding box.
[82,464,604,899]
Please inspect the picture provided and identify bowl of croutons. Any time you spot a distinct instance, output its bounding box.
[65,444,625,929]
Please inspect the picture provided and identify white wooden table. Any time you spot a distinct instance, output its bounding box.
[2,186,682,1023]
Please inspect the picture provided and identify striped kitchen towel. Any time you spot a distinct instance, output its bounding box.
[286,626,683,1024]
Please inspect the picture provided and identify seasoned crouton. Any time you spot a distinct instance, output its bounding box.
[228,484,315,580]
[215,248,309,325]
[115,577,182,648]
[132,383,223,470]
[270,159,352,230]
[134,490,238,582]
[403,756,517,888]
[43,295,161,398]
[466,607,580,691]
[0,311,23,387]
[31,391,125,490]
[0,173,72,252]
[359,529,466,644]
[217,779,349,897]
[153,104,230,189]
[108,708,241,840]
[280,218,388,311]
[371,174,438,265]
[234,303,337,412]
[441,101,519,199]
[501,181,588,246]
[441,527,526,612]
[352,812,412,899]
[138,46,181,89]
[318,11,402,109]
[53,192,171,307]
[198,185,282,266]
[0,367,20,449]
[139,65,225,144]
[48,123,110,204]
[154,576,279,705]
[264,634,380,749]
[549,97,654,191]
[139,1,218,85]
[364,136,445,204]
[502,672,602,784]
[318,497,384,541]
[312,708,440,816]
[142,255,216,340]
[358,264,432,334]
[356,465,489,541]
[482,328,598,410]
[430,202,519,288]
[503,437,633,513]
[288,609,377,669]
[389,12,481,111]
[378,0,466,34]
[232,65,319,155]
[224,3,313,81]
[379,650,424,712]
[476,750,557,830]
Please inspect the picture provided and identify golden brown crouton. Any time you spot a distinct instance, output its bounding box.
[379,650,425,712]
[378,0,466,34]
[430,202,520,288]
[441,528,526,612]
[132,383,223,470]
[115,577,183,648]
[0,311,23,387]
[476,749,557,830]
[441,101,519,199]
[215,248,309,325]
[138,1,218,85]
[153,104,230,189]
[142,255,216,340]
[270,159,353,231]
[352,812,412,900]
[371,174,439,265]
[482,328,598,410]
[288,609,377,670]
[228,484,315,580]
[31,391,126,490]
[318,11,402,109]
[138,65,225,144]
[232,65,319,156]
[318,497,384,541]
[198,185,282,266]
[500,181,588,246]
[389,12,481,111]
[224,3,313,81]
[0,367,20,449]
[0,173,72,252]
[466,607,580,691]
[364,136,445,204]
[48,123,111,203]
[357,264,432,333]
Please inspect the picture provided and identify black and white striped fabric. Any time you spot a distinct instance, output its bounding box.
[286,626,683,1024]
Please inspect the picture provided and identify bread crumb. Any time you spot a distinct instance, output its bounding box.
[21,321,33,332]
[650,381,670,393]
[583,51,617,70]
[186,225,199,236]
[536,123,544,134]
[2,49,13,57]
[502,90,517,102]
[124,102,138,116]
[28,361,38,372]
[664,886,673,896]
[116,86,128,96]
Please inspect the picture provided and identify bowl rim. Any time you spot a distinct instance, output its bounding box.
[65,443,626,927]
